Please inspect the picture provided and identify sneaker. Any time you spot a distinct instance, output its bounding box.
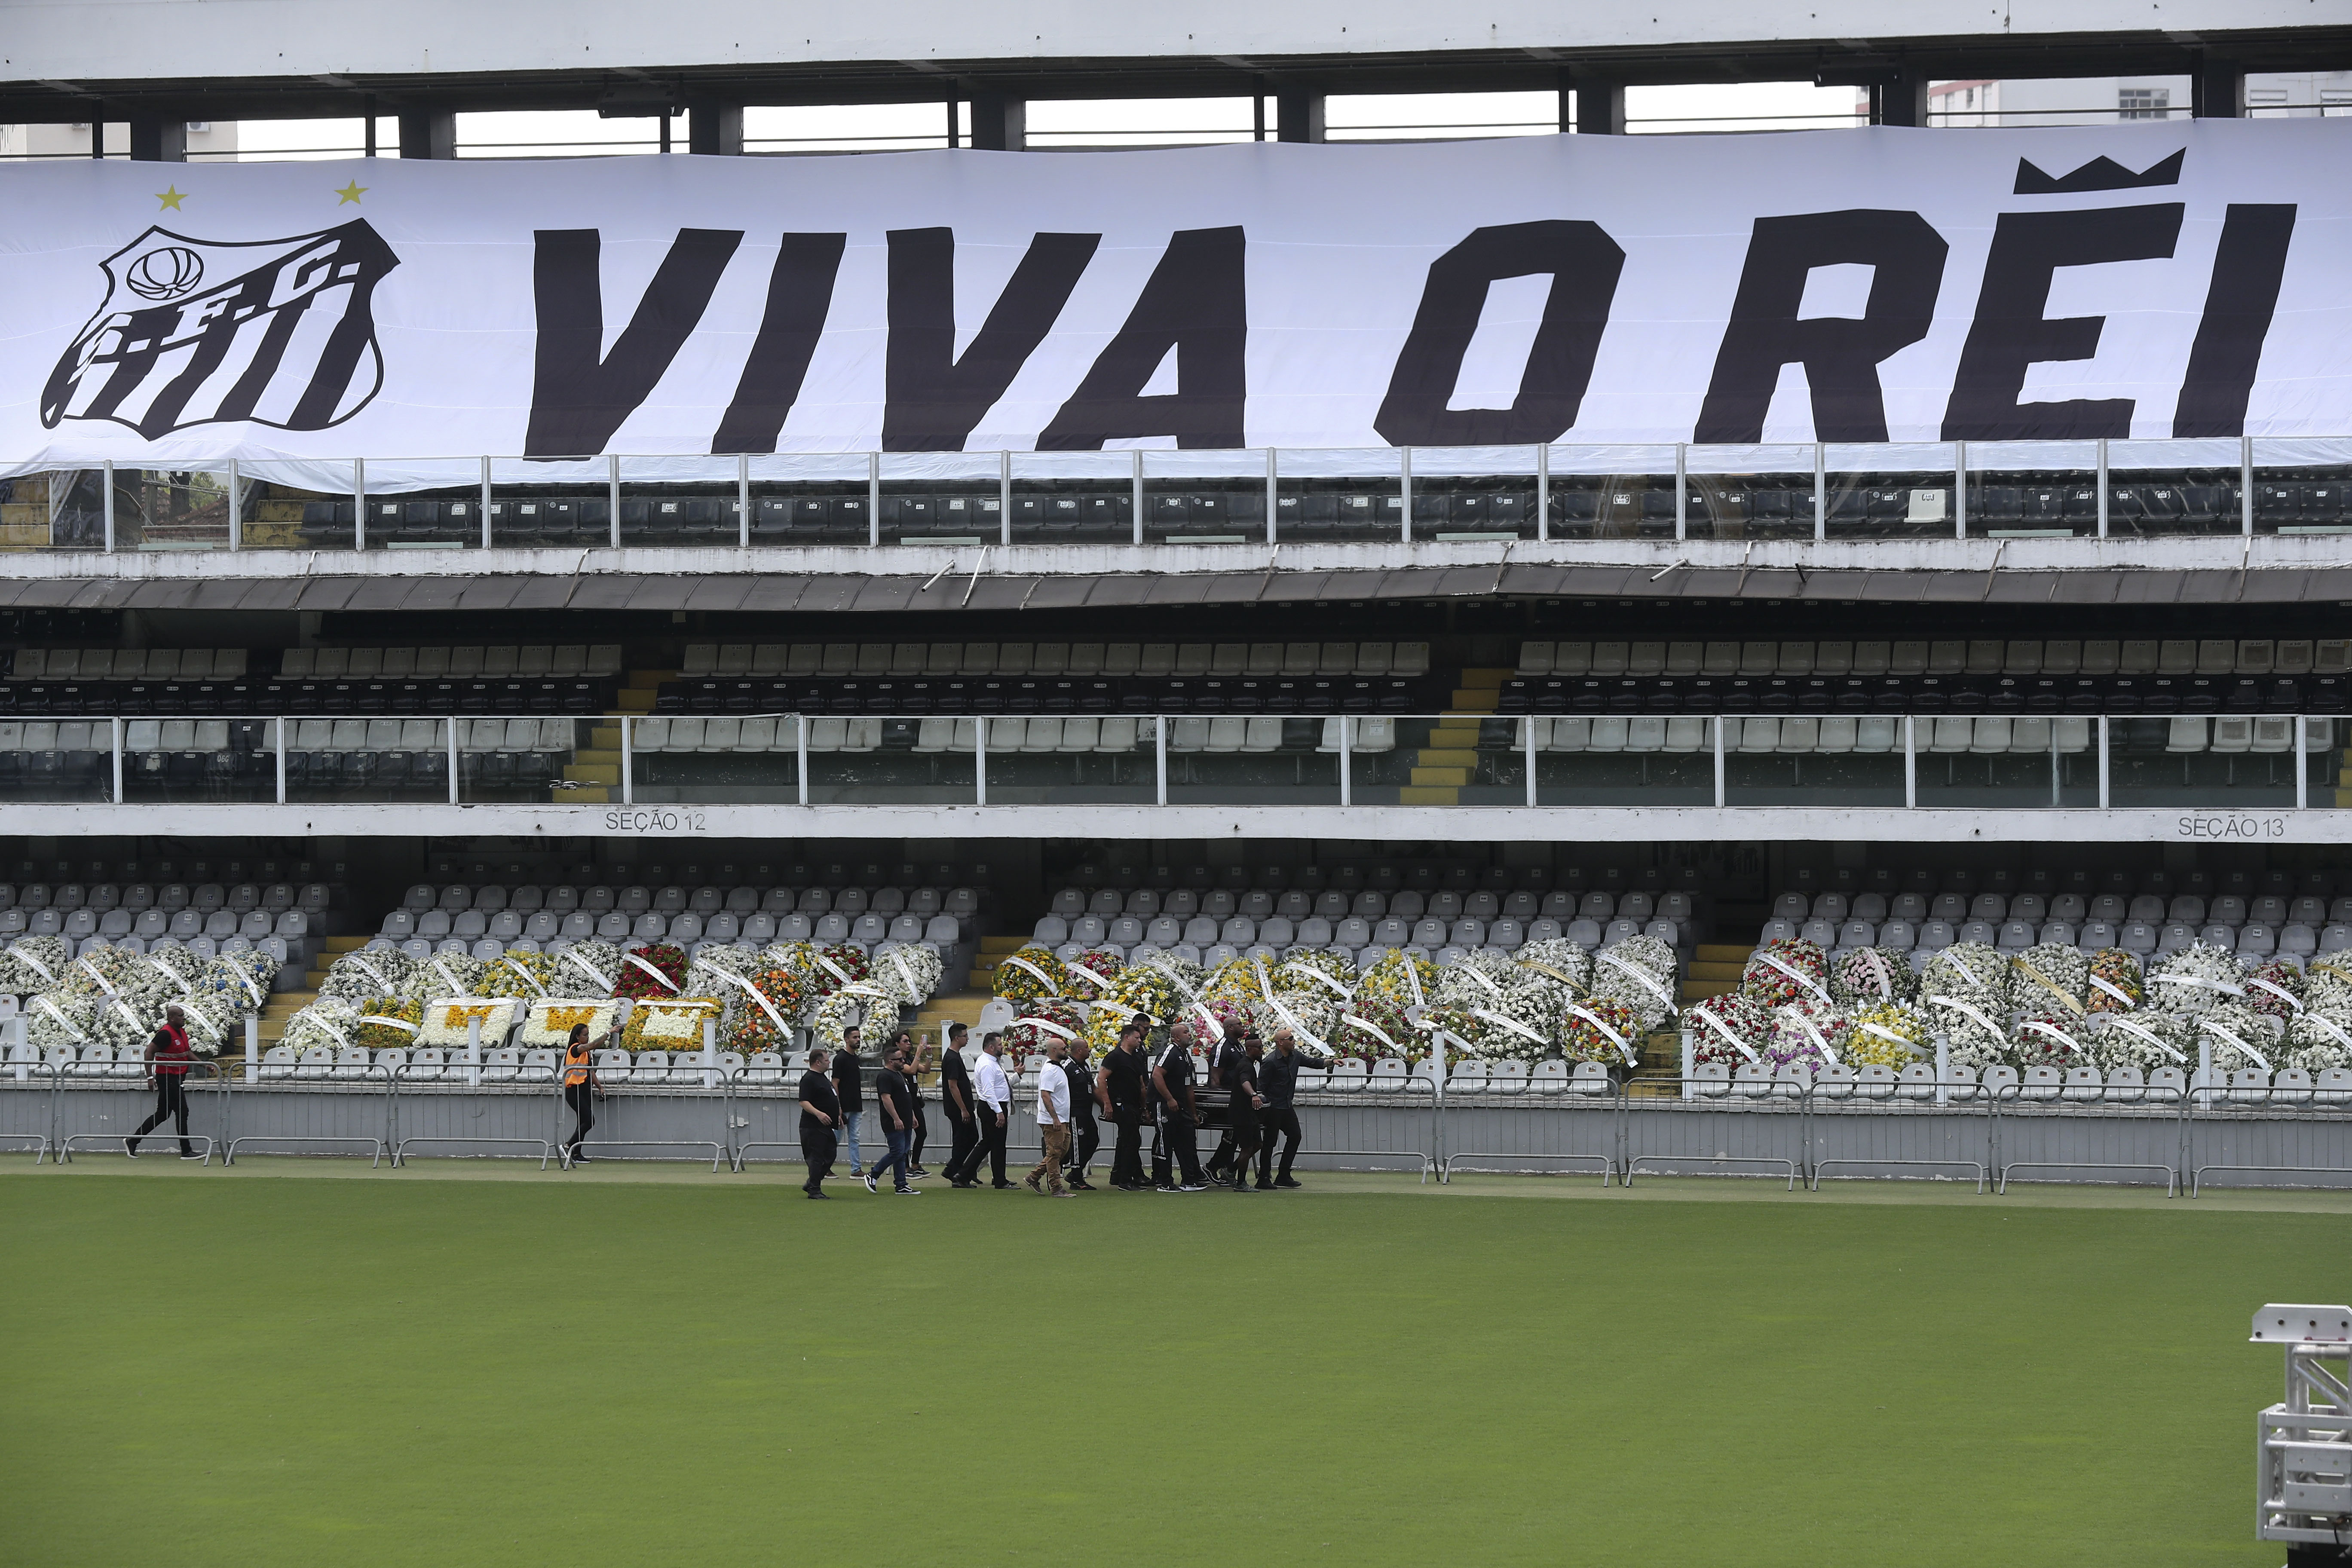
[894,1186,921,1196]
[991,1181,1015,1190]
[1154,1184,1180,1193]
[907,1166,930,1178]
[864,1173,879,1194]
[1177,1182,1208,1192]
[124,1143,139,1159]
[179,1152,203,1161]
[1023,1173,1043,1193]
[1275,1176,1302,1188]
[807,1190,831,1200]
[571,1152,590,1164]
[1048,1189,1074,1198]
[1069,1180,1097,1191]
[1253,1180,1275,1191]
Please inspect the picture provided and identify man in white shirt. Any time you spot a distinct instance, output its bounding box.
[1023,1039,1075,1197]
[971,1031,1014,1189]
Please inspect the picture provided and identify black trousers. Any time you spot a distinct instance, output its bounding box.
[799,1124,837,1191]
[908,1102,929,1167]
[1067,1115,1100,1178]
[1154,1110,1202,1186]
[1109,1108,1145,1186]
[131,1075,193,1155]
[564,1082,596,1152]
[974,1105,1009,1185]
[1256,1108,1302,1182]
[942,1108,979,1182]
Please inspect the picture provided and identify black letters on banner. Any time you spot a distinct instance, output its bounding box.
[1940,204,2184,442]
[882,228,1100,452]
[711,233,848,456]
[2174,203,2297,438]
[1372,220,1624,448]
[1037,227,1248,450]
[524,227,743,458]
[1694,209,1948,444]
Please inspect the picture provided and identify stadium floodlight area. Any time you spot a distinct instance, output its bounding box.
[2254,1305,2352,1559]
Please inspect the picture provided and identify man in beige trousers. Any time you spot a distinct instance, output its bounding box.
[1024,1038,1075,1197]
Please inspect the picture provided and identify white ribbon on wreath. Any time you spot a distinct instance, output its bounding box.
[13,945,58,986]
[1281,960,1351,998]
[562,949,616,995]
[2153,971,2244,996]
[1787,1008,1841,1068]
[2306,1013,2352,1050]
[2089,974,2138,1009]
[714,970,793,1038]
[999,953,1060,993]
[1600,949,1678,1007]
[2204,1019,2272,1073]
[623,952,683,994]
[2018,1018,2083,1057]
[1472,1007,1548,1050]
[496,955,550,998]
[2246,975,2306,1013]
[1689,1002,1761,1063]
[34,995,85,1042]
[1928,993,2005,1041]
[2104,1015,2187,1063]
[1566,1004,1638,1066]
[346,952,397,994]
[1755,950,1831,1007]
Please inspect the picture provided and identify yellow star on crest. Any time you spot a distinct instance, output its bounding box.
[333,180,367,205]
[155,186,186,211]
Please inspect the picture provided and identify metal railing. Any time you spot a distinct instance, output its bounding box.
[10,436,2345,554]
[0,710,2334,815]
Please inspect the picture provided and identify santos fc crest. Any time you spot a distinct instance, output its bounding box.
[40,220,398,438]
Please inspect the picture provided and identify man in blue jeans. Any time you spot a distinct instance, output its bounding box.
[830,1026,866,1177]
[865,1045,922,1195]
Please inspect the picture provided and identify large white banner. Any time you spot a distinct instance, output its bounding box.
[3,119,2347,481]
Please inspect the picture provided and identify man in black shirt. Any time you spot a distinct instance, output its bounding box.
[1217,1035,1265,1193]
[1151,1030,1206,1191]
[1063,1037,1100,1191]
[831,1028,866,1179]
[797,1046,841,1198]
[1102,1024,1151,1190]
[867,1047,922,1196]
[1256,1029,1308,1188]
[1204,1031,1256,1185]
[937,1023,980,1188]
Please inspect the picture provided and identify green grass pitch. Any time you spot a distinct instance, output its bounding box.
[0,1168,2324,1567]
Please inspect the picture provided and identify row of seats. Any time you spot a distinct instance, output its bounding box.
[395,882,978,917]
[1773,890,2351,926]
[1517,639,2348,680]
[1514,714,2323,755]
[11,933,294,965]
[1030,913,1678,954]
[0,882,330,913]
[0,905,313,942]
[1757,915,2337,958]
[631,715,1403,756]
[0,719,576,754]
[6,649,249,681]
[380,907,965,948]
[1047,885,1694,923]
[684,641,1433,680]
[279,646,623,680]
[0,678,612,720]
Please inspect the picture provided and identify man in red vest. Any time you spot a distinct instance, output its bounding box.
[128,1003,201,1160]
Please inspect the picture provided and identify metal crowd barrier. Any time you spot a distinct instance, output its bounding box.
[225,1062,394,1167]
[56,1059,227,1164]
[389,1062,558,1167]
[0,1054,60,1161]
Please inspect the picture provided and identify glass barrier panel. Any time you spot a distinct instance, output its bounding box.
[0,717,115,802]
[878,452,994,546]
[1274,448,1401,545]
[1647,445,1816,542]
[2306,717,2345,805]
[747,453,871,546]
[436,715,574,803]
[1823,443,1956,540]
[1520,713,1716,805]
[1406,448,1538,543]
[242,472,350,550]
[628,713,801,803]
[975,714,1155,803]
[1909,715,2094,806]
[1143,450,1269,546]
[2107,713,2305,808]
[121,716,279,803]
[0,470,90,551]
[1714,715,1899,806]
[1163,714,1341,805]
[2252,441,2352,537]
[280,715,456,803]
[112,468,233,551]
[621,457,744,547]
[806,715,972,803]
[1011,452,1134,545]
[2106,439,2243,538]
[1545,446,1679,542]
[1963,442,2099,539]
[486,458,606,549]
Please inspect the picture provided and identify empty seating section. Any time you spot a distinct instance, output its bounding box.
[371,878,981,975]
[1,646,623,720]
[1757,864,2347,960]
[1503,639,2352,717]
[1030,861,1697,972]
[658,641,1437,716]
[0,871,333,968]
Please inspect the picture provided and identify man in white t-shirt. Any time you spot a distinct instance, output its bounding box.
[1023,1039,1075,1197]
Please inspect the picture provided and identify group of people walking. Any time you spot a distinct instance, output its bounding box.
[795,1017,1310,1199]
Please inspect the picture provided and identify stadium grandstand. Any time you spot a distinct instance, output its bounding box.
[7,5,2352,1563]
